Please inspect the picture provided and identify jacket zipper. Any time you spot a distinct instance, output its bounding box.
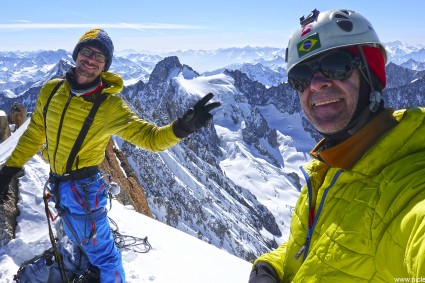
[52,94,73,172]
[295,167,344,261]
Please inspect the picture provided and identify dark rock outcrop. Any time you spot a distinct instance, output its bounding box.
[99,139,152,217]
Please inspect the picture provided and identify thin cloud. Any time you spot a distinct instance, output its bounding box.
[11,20,31,24]
[0,23,205,30]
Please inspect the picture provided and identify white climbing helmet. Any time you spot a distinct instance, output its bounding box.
[285,9,387,73]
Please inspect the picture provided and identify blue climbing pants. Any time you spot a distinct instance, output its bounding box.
[55,172,125,283]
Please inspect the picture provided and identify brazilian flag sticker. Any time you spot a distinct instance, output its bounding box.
[297,33,321,58]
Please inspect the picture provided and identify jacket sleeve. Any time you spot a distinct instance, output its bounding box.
[251,182,311,282]
[5,81,59,168]
[252,243,288,282]
[106,96,181,152]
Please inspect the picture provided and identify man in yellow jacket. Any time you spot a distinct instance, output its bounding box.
[0,29,220,282]
[249,9,425,282]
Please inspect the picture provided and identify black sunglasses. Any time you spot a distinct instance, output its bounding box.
[79,47,107,63]
[288,50,361,92]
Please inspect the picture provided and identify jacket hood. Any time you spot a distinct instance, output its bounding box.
[100,71,124,95]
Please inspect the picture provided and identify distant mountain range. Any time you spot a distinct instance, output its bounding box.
[0,42,424,262]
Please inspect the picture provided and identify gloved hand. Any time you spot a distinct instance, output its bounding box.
[173,93,221,138]
[248,262,279,283]
[0,165,23,204]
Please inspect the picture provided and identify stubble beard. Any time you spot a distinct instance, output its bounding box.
[76,65,96,79]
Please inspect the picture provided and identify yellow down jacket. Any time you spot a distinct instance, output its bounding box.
[254,107,425,282]
[6,72,180,174]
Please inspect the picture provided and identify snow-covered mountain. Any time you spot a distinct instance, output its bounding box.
[164,46,284,73]
[204,61,286,88]
[385,40,425,65]
[0,42,425,265]
[112,56,315,261]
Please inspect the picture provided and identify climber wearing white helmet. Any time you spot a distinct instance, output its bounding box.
[249,8,425,282]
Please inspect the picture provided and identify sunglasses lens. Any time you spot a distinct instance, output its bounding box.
[287,51,358,92]
[288,64,313,92]
[320,52,354,80]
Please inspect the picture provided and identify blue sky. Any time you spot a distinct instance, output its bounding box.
[1,0,424,52]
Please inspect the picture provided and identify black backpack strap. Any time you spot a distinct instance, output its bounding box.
[43,79,65,129]
[65,93,108,172]
[43,80,65,164]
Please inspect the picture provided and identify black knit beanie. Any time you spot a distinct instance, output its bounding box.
[72,29,114,71]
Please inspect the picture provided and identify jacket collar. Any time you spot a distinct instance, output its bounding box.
[65,68,124,97]
[310,109,398,170]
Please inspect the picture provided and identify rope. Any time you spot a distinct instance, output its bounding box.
[43,193,70,283]
[108,216,152,254]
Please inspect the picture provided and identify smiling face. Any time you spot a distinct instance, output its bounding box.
[298,68,361,134]
[75,46,106,85]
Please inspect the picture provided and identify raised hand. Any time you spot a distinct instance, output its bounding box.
[173,93,221,138]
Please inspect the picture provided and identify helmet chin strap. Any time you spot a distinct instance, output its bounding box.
[346,105,373,136]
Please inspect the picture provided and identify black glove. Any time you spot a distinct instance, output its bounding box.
[0,165,23,204]
[249,262,279,283]
[173,93,221,138]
